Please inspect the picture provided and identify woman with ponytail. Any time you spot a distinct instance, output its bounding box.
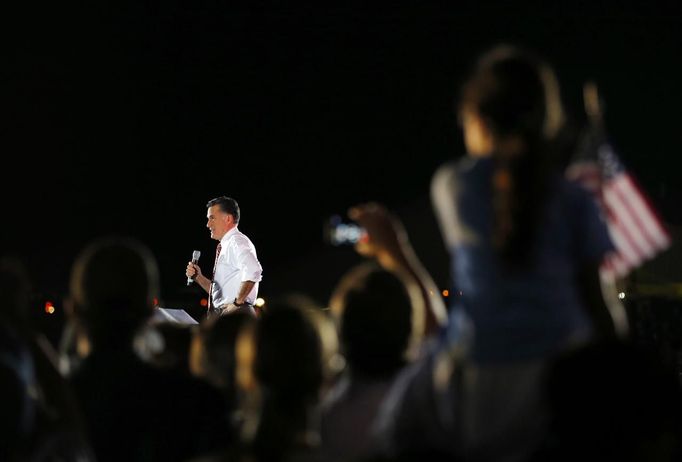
[372,45,624,461]
[431,45,623,363]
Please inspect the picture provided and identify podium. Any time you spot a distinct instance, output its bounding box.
[151,307,199,325]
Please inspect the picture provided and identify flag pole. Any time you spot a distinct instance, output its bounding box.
[583,81,631,331]
[575,81,671,313]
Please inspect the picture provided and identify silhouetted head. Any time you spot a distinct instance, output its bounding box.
[190,311,253,390]
[236,297,325,405]
[459,44,564,153]
[329,262,418,378]
[68,237,160,348]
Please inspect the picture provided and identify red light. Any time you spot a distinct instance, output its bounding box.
[200,298,208,307]
[44,301,55,314]
[442,290,449,297]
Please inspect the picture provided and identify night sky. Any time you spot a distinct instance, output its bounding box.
[5,2,682,324]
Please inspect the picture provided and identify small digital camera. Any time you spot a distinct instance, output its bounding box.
[324,214,366,246]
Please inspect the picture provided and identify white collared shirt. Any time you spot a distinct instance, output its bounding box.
[211,227,263,307]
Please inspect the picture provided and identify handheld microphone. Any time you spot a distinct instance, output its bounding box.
[187,250,201,286]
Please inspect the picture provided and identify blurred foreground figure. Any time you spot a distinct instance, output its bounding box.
[373,44,630,461]
[193,296,333,462]
[320,263,417,462]
[65,237,228,462]
[190,310,254,432]
[0,257,94,462]
[319,199,450,462]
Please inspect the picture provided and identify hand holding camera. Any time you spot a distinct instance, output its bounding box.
[347,202,414,272]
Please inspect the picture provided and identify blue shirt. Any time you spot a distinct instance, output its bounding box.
[431,157,614,363]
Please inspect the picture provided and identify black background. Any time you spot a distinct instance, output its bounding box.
[5,2,682,326]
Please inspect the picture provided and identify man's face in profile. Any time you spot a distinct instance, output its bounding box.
[206,205,231,241]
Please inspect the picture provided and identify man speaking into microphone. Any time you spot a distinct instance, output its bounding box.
[186,196,263,318]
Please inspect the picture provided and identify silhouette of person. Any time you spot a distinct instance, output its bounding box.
[65,237,229,462]
[372,44,626,461]
[317,202,452,462]
[0,257,94,462]
[189,311,254,431]
[320,262,424,462]
[238,297,329,462]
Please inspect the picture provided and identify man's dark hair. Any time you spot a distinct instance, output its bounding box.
[207,196,240,224]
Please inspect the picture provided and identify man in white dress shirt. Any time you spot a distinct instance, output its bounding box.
[186,196,263,318]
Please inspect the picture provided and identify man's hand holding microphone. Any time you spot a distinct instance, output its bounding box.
[186,250,202,285]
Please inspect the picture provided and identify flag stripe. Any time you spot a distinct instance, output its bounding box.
[568,132,671,278]
[605,217,647,267]
[613,175,671,249]
[611,180,667,256]
[604,181,658,259]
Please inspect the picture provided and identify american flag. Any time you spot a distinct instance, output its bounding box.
[566,128,671,278]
